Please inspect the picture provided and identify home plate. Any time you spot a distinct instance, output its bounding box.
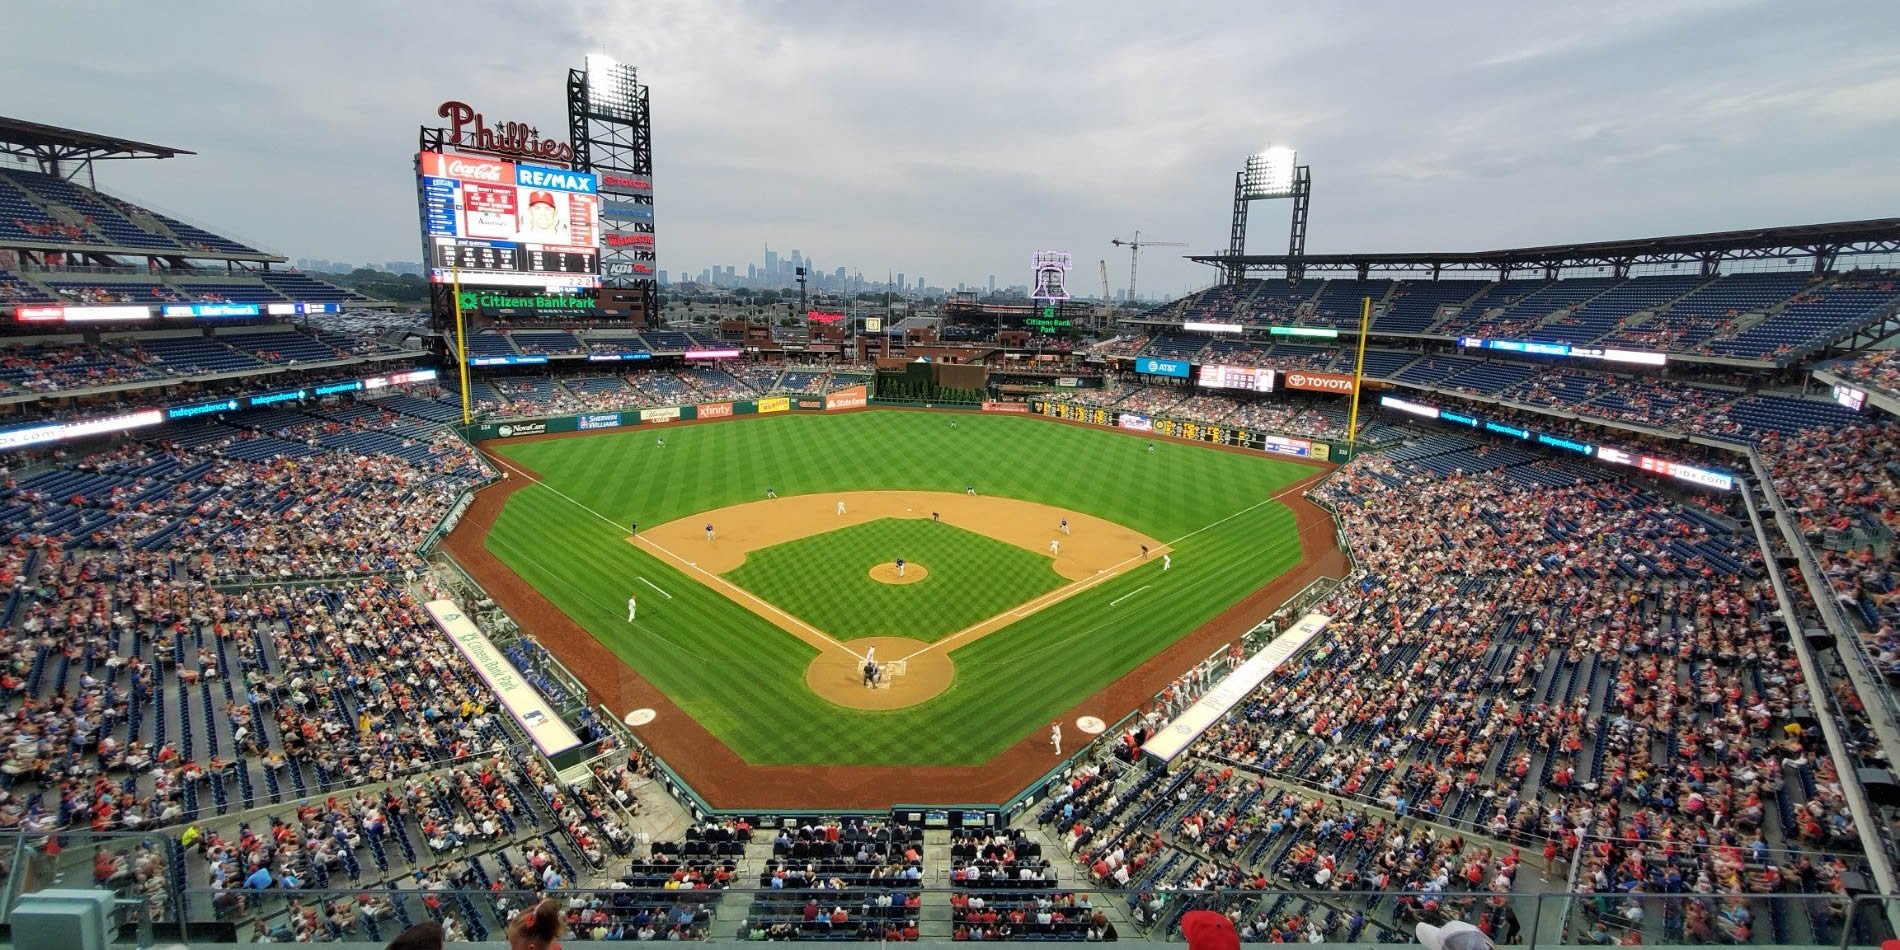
[624,708,658,727]
[1075,716,1107,735]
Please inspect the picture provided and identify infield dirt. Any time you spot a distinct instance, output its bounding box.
[631,491,1167,709]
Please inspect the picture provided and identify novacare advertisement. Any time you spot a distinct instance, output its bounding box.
[825,385,868,410]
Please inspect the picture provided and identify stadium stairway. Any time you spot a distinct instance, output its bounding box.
[918,828,954,939]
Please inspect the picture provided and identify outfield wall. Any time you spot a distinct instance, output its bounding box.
[459,393,840,441]
[1030,400,1370,462]
[462,394,1366,465]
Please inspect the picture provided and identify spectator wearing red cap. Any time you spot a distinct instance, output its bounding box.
[1181,910,1238,950]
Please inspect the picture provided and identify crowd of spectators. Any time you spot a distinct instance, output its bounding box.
[0,326,420,405]
[1834,349,1900,400]
[1042,441,1870,945]
[0,342,164,394]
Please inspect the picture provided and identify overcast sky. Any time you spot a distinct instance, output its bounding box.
[5,0,1898,297]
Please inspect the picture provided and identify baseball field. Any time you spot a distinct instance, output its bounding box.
[451,408,1336,802]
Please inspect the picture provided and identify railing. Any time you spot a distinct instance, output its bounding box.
[4,873,1885,946]
[1740,471,1900,923]
[1746,443,1900,746]
[0,819,1888,946]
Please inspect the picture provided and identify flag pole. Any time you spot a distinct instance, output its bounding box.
[1346,295,1370,443]
[453,269,471,426]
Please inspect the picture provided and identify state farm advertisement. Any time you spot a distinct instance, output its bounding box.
[1282,370,1357,395]
[825,385,868,411]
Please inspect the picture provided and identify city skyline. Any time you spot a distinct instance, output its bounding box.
[674,242,1113,299]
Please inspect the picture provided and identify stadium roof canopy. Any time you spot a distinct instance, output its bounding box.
[1191,218,1900,276]
[0,115,193,166]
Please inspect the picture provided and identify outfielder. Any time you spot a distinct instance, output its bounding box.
[765,486,777,499]
[626,595,638,622]
[1163,553,1172,572]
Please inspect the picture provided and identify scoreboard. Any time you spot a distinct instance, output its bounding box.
[1041,402,1110,426]
[418,151,601,289]
[1197,363,1277,393]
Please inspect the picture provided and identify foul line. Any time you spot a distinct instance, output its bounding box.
[896,476,1317,664]
[479,528,715,663]
[481,450,859,659]
[1109,585,1150,607]
[637,577,673,599]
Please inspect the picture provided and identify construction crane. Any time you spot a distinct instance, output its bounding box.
[1098,259,1112,305]
[1110,231,1187,305]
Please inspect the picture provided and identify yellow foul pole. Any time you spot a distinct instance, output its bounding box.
[452,269,471,426]
[1346,295,1371,443]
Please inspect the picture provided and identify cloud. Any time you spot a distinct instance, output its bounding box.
[1,0,1896,296]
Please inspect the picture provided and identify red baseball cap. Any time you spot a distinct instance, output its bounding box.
[1182,910,1239,950]
[528,191,557,208]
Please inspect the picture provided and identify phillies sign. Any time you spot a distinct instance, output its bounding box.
[437,100,574,165]
[1284,371,1357,394]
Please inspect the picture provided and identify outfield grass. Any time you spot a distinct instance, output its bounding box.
[483,410,1313,766]
[725,518,1066,643]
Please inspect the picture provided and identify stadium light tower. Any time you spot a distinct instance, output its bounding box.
[1226,145,1311,283]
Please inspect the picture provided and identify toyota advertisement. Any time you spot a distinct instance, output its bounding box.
[1282,371,1357,395]
[419,151,601,288]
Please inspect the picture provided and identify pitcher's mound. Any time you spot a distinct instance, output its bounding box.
[807,637,954,710]
[868,562,928,585]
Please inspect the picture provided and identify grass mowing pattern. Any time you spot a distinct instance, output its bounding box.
[485,410,1313,766]
[723,518,1067,643]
